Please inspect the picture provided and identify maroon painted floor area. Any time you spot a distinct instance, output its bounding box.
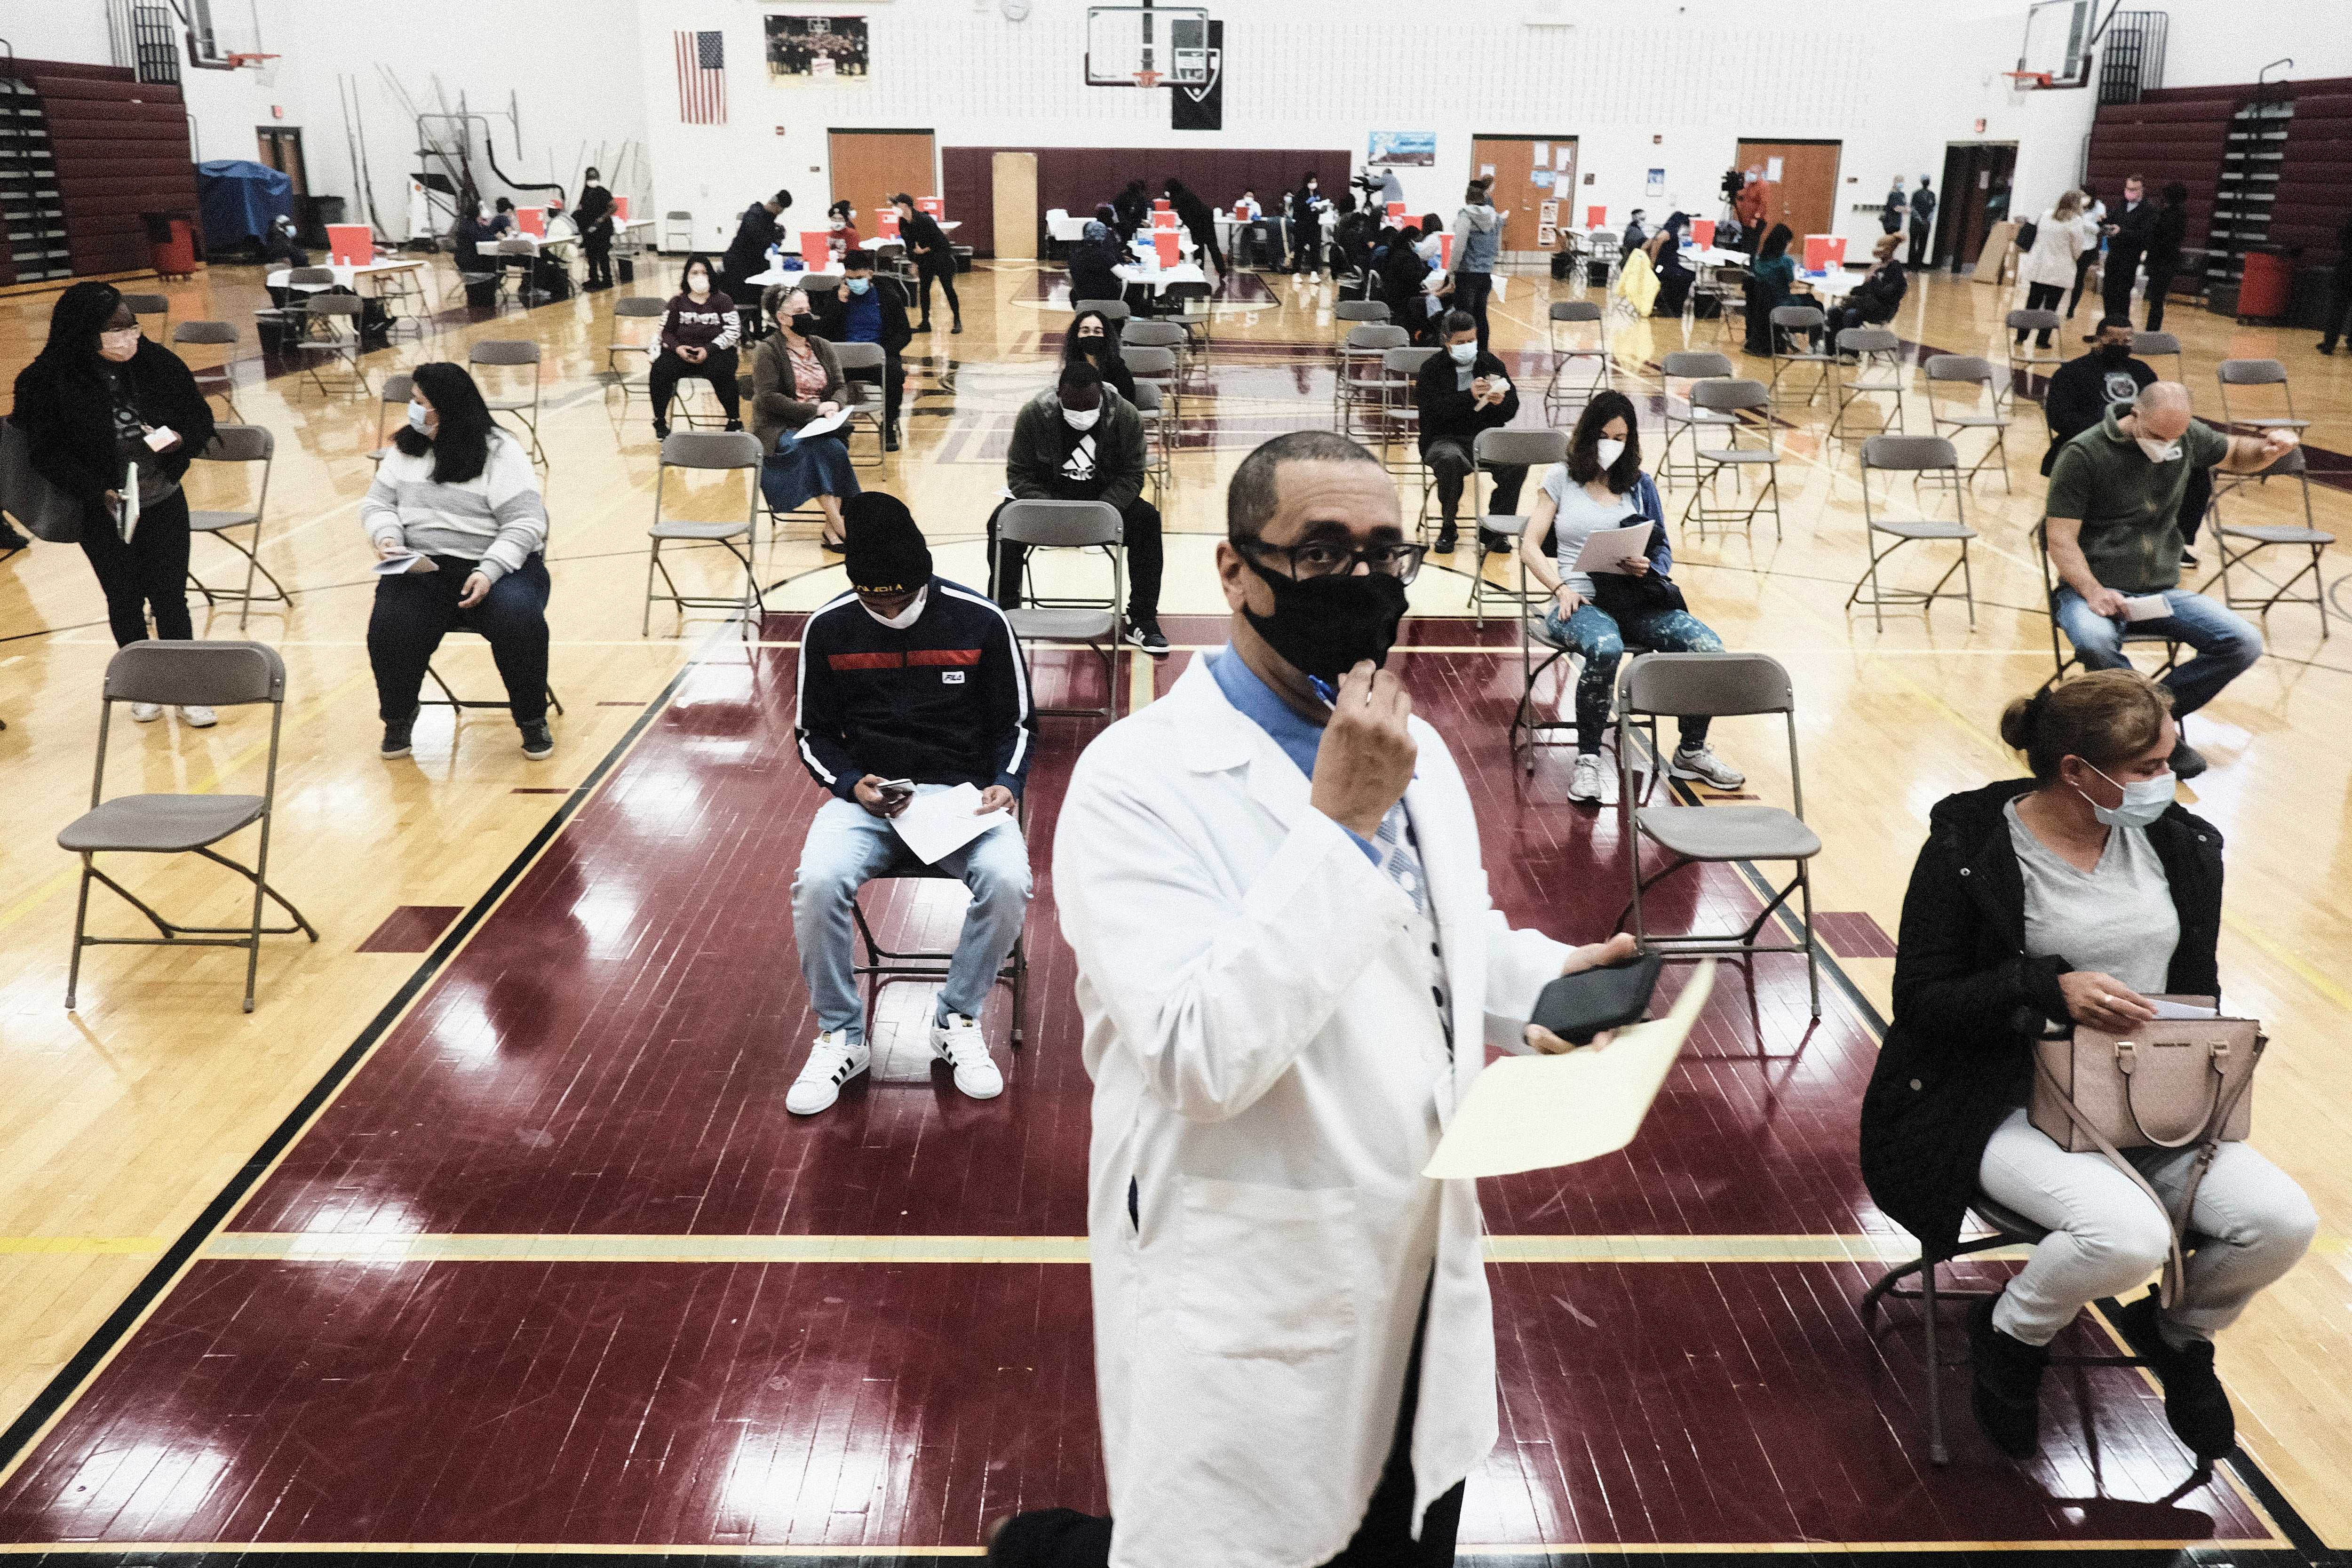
[0,628,2273,1549]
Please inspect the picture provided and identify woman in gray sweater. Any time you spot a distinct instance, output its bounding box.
[752,285,859,549]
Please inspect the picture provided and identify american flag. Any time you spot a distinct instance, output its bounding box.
[675,30,726,124]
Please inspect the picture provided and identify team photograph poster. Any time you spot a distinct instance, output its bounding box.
[766,15,870,81]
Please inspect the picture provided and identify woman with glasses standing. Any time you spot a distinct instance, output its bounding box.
[1515,391,1744,804]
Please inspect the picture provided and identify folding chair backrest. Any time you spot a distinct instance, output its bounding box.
[470,339,541,367]
[1121,320,1185,350]
[1923,354,1994,386]
[2217,358,2287,388]
[2006,309,2060,334]
[799,277,841,297]
[198,424,273,465]
[1770,305,1824,330]
[1345,323,1408,350]
[833,341,885,371]
[1550,301,1603,323]
[2133,331,2181,358]
[287,267,336,286]
[1383,346,1437,375]
[1663,351,1733,379]
[381,371,414,405]
[1072,298,1130,322]
[103,638,285,708]
[1691,377,1769,414]
[1000,498,1122,549]
[614,296,668,318]
[1473,428,1568,469]
[1837,327,1900,355]
[1860,434,1958,472]
[660,430,763,470]
[1622,650,1793,718]
[172,320,238,346]
[1131,382,1165,412]
[306,294,363,318]
[1335,301,1391,324]
[119,293,169,316]
[1125,346,1178,378]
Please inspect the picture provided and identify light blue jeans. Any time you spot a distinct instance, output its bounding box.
[2051,587,2262,718]
[790,789,1032,1042]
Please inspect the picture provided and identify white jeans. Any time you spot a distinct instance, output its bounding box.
[1978,1106,2316,1347]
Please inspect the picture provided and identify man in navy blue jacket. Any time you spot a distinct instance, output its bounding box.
[789,493,1036,1114]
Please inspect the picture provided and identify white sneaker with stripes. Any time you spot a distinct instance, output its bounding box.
[787,1029,870,1115]
[930,1012,1004,1100]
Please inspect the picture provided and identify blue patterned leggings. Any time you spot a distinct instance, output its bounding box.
[1541,601,1724,756]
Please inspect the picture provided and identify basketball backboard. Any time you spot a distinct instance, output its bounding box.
[1085,6,1211,88]
[2017,0,2096,88]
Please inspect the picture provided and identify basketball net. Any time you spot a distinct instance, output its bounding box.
[1132,69,1163,89]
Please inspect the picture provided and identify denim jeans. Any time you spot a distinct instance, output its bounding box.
[2051,586,2262,718]
[1979,1107,2316,1347]
[1542,601,1723,755]
[790,789,1032,1042]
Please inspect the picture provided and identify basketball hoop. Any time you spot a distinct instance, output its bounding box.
[2002,69,2054,88]
[1132,69,1163,89]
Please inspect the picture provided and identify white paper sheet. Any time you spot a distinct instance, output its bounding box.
[373,554,437,575]
[796,408,850,439]
[1422,961,1714,1179]
[889,782,1014,866]
[1572,521,1654,575]
[2148,999,2219,1019]
[118,462,139,543]
[2122,593,2171,622]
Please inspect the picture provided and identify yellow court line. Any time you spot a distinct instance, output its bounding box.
[0,1541,2288,1559]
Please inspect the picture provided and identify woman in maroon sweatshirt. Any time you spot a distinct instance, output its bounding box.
[649,253,743,438]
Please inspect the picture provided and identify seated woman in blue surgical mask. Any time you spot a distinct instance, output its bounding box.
[1860,670,2314,1468]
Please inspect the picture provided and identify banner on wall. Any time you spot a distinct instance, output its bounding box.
[1367,131,1436,167]
[765,15,870,82]
[1170,19,1223,131]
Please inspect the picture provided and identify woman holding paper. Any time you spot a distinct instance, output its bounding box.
[1517,391,1744,805]
[12,281,218,722]
[1860,672,2314,1465]
[751,286,859,549]
[362,362,553,762]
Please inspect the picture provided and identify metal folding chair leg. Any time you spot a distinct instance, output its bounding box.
[850,888,1029,1047]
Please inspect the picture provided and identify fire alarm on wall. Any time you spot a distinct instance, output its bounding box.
[271,105,284,119]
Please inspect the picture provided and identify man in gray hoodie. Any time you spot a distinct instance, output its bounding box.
[1449,178,1505,352]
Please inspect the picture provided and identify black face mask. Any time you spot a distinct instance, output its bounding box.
[1240,553,1409,685]
[2096,342,2132,365]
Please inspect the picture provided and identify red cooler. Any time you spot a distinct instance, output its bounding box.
[150,217,196,279]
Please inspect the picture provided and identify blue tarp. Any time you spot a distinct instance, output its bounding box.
[195,159,294,250]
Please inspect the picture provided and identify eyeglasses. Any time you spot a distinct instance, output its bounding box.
[1238,537,1427,584]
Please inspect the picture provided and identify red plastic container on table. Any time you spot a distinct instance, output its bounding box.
[1388,202,1406,224]
[1153,229,1181,267]
[327,224,373,266]
[1803,233,1844,271]
[1691,219,1716,249]
[1587,205,1607,229]
[613,196,630,221]
[877,207,900,238]
[801,230,835,266]
[2236,250,2291,319]
[917,197,944,217]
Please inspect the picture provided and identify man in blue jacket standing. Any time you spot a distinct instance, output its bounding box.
[788,493,1036,1114]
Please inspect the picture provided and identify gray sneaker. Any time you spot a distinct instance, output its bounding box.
[519,719,554,760]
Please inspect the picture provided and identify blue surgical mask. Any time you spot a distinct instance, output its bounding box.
[406,400,431,433]
[846,278,870,295]
[2078,763,2175,829]
[1449,343,1477,365]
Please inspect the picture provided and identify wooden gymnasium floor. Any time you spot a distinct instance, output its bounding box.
[0,249,2349,1563]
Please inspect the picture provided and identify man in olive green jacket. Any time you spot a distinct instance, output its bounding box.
[986,360,1167,654]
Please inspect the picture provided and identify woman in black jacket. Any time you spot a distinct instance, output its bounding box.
[1288,173,1326,280]
[1065,221,1128,311]
[12,281,218,716]
[1061,308,1135,404]
[1860,672,2312,1465]
[1163,177,1221,279]
[892,192,961,334]
[2142,182,2190,332]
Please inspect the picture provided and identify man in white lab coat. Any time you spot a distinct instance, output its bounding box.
[992,431,1632,1568]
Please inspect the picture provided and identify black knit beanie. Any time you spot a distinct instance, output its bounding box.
[842,493,932,594]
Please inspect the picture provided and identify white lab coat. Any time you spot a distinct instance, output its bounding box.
[1054,656,1570,1568]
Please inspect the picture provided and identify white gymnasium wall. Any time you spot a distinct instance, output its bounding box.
[636,0,2083,255]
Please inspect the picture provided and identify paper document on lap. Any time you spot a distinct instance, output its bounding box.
[1422,960,1714,1179]
[1573,521,1654,575]
[2122,593,2170,623]
[889,782,1011,865]
[797,408,850,439]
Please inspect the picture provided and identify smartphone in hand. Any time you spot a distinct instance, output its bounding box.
[877,778,916,804]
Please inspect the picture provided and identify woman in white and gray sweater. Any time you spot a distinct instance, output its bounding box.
[362,360,554,760]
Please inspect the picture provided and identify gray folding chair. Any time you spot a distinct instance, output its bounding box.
[662,210,695,252]
[1379,346,1438,496]
[1336,324,1408,436]
[1164,280,1215,360]
[1923,355,2012,489]
[2034,521,2183,688]
[495,237,540,306]
[1767,306,1833,405]
[606,295,669,380]
[1680,378,1781,540]
[1829,327,1907,438]
[2005,309,2062,384]
[1511,506,1655,777]
[59,640,318,1013]
[1849,435,1976,631]
[171,321,242,421]
[1659,350,1735,488]
[469,339,545,462]
[2215,358,2309,434]
[119,292,169,332]
[1121,316,1190,380]
[644,430,765,638]
[184,425,292,630]
[1706,264,1750,346]
[255,266,336,349]
[292,293,369,397]
[999,498,1126,720]
[1071,298,1131,329]
[830,340,890,469]
[1543,300,1610,414]
[2204,445,2331,635]
[1126,344,1179,422]
[1133,382,1173,494]
[1613,651,1820,1018]
[368,371,415,463]
[1469,428,1570,629]
[2131,330,2183,382]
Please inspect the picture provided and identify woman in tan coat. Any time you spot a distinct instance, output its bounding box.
[752,284,859,549]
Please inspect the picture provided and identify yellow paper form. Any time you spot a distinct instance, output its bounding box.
[1422,960,1714,1180]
